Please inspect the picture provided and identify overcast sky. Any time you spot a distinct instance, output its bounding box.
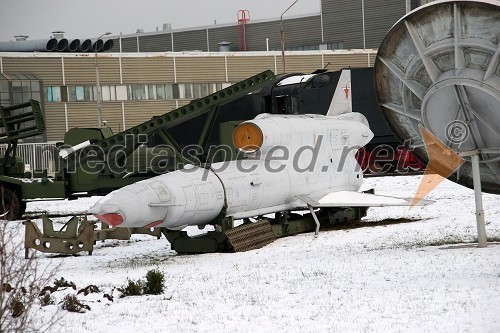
[0,0,320,41]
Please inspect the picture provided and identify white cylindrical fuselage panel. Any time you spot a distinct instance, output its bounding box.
[234,113,372,154]
[92,168,225,229]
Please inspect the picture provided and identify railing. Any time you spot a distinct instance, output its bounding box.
[0,143,58,176]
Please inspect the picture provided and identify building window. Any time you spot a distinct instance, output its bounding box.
[12,81,41,103]
[285,44,320,51]
[209,83,223,94]
[178,84,193,99]
[172,84,180,99]
[155,84,173,100]
[101,85,116,101]
[192,84,203,98]
[0,78,10,106]
[116,85,127,100]
[68,85,119,101]
[124,83,229,100]
[68,86,100,102]
[185,84,193,99]
[164,85,173,99]
[158,85,166,99]
[76,86,85,101]
[129,84,146,100]
[69,86,85,101]
[148,85,157,99]
[38,82,230,103]
[84,86,97,101]
[327,41,344,50]
[201,83,209,97]
[1,75,43,106]
[60,86,68,102]
[45,86,61,102]
[0,73,44,142]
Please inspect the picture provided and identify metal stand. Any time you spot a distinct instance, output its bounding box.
[470,154,487,247]
[307,205,321,237]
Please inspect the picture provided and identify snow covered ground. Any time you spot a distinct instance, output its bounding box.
[7,175,500,332]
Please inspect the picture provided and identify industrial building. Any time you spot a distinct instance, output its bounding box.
[109,0,429,52]
[0,0,430,142]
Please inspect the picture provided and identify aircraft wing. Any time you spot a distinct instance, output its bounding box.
[297,191,434,208]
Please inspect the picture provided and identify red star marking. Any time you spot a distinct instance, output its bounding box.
[343,85,350,99]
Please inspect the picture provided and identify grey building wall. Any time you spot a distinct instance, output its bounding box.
[208,26,239,52]
[245,15,322,51]
[108,1,407,53]
[245,20,282,51]
[206,18,322,53]
[111,15,322,53]
[119,37,138,52]
[322,0,407,49]
[173,29,208,52]
[364,0,406,48]
[136,33,172,52]
[322,0,364,49]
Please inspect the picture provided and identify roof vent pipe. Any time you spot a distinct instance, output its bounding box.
[91,39,104,52]
[14,35,29,41]
[55,38,68,51]
[52,31,65,39]
[68,39,80,52]
[217,41,232,52]
[102,39,114,52]
[79,39,92,52]
[0,38,58,52]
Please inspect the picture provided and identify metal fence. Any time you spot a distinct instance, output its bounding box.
[0,143,58,176]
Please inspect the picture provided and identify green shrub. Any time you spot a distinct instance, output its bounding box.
[120,269,165,297]
[120,279,144,297]
[61,294,90,313]
[54,277,76,290]
[9,296,25,318]
[39,292,55,307]
[143,269,165,295]
[77,285,100,296]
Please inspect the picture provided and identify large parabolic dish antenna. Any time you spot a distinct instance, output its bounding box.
[374,0,500,194]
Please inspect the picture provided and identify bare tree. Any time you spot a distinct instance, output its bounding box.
[0,220,60,332]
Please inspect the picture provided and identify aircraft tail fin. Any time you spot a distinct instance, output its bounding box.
[326,69,352,116]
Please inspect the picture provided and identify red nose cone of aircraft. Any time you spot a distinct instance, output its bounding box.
[94,213,124,227]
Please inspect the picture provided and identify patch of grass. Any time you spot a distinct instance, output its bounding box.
[410,235,500,248]
[417,237,464,247]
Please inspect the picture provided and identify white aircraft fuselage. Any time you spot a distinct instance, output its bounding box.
[90,112,373,229]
